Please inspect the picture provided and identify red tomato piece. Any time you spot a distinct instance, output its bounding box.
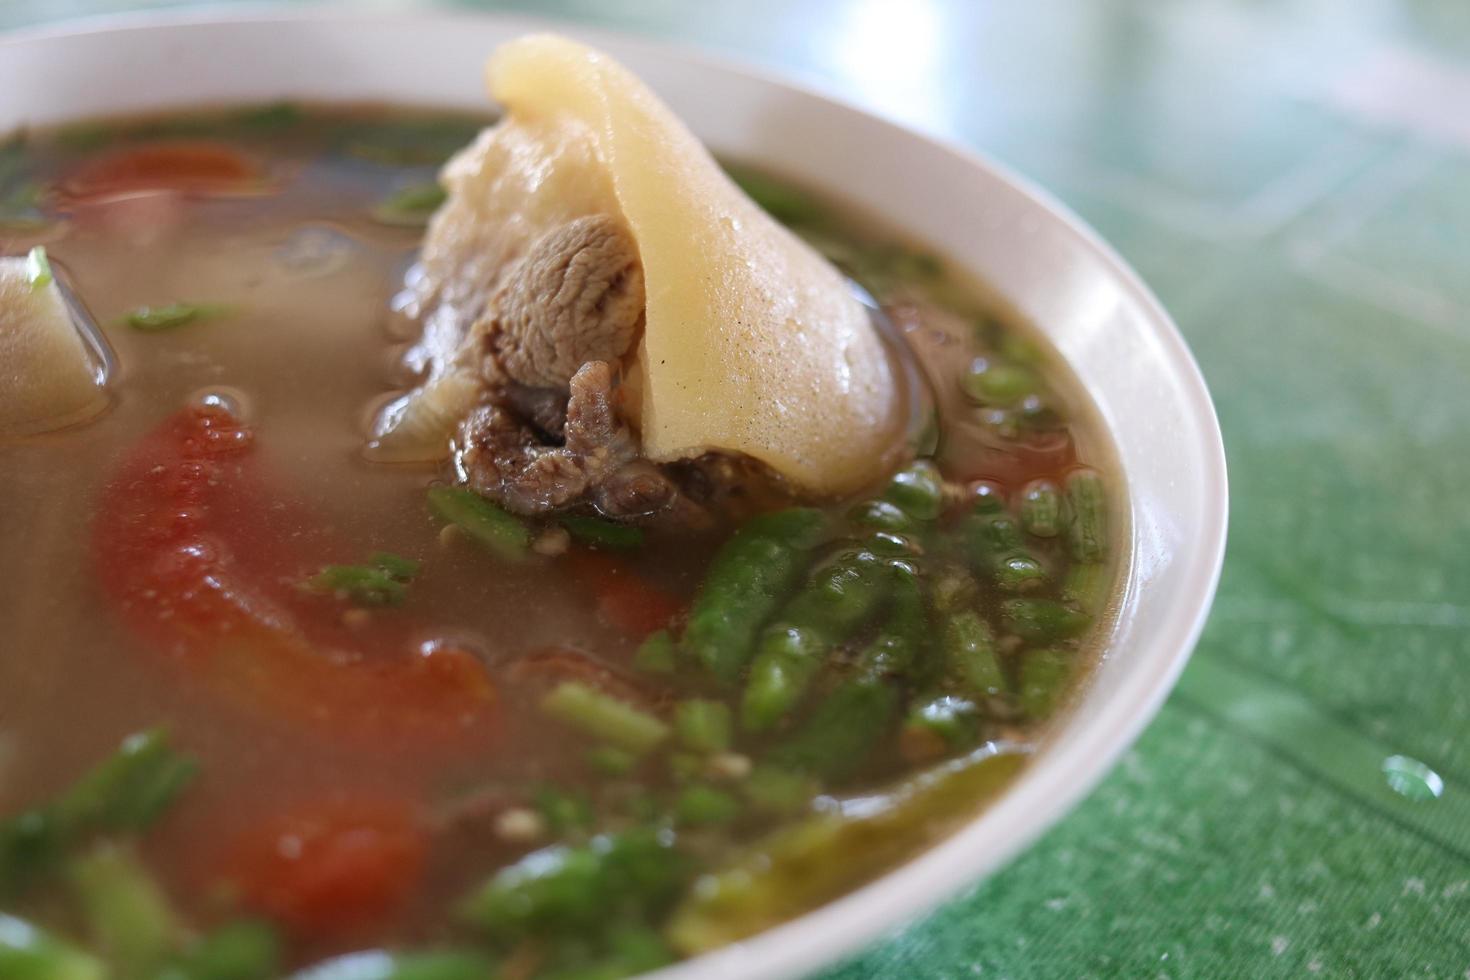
[92,404,496,742]
[220,796,425,940]
[565,550,682,638]
[59,141,266,203]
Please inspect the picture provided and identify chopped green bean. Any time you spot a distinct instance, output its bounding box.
[848,499,912,532]
[961,359,1039,406]
[558,515,645,552]
[159,920,279,980]
[427,486,530,562]
[680,508,827,682]
[533,787,594,837]
[741,548,888,731]
[68,842,179,979]
[994,553,1047,593]
[741,766,815,817]
[674,700,733,755]
[458,829,684,942]
[859,565,927,677]
[371,181,447,227]
[541,682,669,755]
[0,913,104,980]
[675,786,741,827]
[1065,468,1108,563]
[1019,647,1074,719]
[1000,598,1091,642]
[122,302,233,332]
[943,610,1004,696]
[585,746,637,778]
[24,246,51,290]
[1063,562,1112,616]
[632,630,676,674]
[668,747,1027,954]
[883,459,944,521]
[1019,479,1062,537]
[771,677,897,783]
[903,694,983,758]
[969,480,1008,514]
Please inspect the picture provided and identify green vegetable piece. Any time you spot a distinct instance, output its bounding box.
[369,551,420,581]
[427,486,530,562]
[1000,598,1091,643]
[680,508,827,682]
[741,766,815,817]
[0,912,105,980]
[533,787,594,837]
[1019,479,1062,537]
[1063,562,1111,616]
[725,164,826,227]
[668,747,1027,954]
[858,565,927,677]
[928,565,980,616]
[848,498,912,532]
[371,181,447,226]
[995,553,1047,593]
[304,564,407,607]
[289,950,497,980]
[632,630,676,674]
[585,746,637,778]
[883,459,944,521]
[558,514,645,551]
[674,700,732,755]
[158,920,279,980]
[740,549,889,731]
[0,730,189,898]
[1019,647,1074,719]
[55,729,197,837]
[771,677,896,783]
[903,694,982,756]
[1065,468,1108,562]
[943,610,1004,696]
[675,785,741,827]
[69,842,180,979]
[24,246,51,290]
[458,829,684,941]
[961,359,1039,406]
[236,101,302,131]
[541,682,669,755]
[122,302,232,332]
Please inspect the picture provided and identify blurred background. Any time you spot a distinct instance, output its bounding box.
[5,0,1469,975]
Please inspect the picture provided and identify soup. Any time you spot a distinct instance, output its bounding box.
[0,36,1120,980]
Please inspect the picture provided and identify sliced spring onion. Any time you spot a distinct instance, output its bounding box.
[557,514,645,551]
[122,302,233,332]
[540,682,669,755]
[428,487,530,562]
[24,246,51,290]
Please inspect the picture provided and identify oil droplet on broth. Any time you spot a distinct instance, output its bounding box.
[1382,755,1444,802]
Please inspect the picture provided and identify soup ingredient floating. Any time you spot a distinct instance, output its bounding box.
[0,247,111,438]
[375,33,901,516]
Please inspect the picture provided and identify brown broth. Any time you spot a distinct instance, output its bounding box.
[0,105,1123,974]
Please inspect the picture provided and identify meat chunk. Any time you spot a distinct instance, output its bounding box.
[458,361,639,514]
[485,215,644,389]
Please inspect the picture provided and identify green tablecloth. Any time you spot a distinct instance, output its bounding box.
[5,0,1469,975]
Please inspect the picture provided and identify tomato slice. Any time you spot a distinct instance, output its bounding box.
[92,403,496,741]
[218,796,425,940]
[565,550,683,638]
[58,141,267,204]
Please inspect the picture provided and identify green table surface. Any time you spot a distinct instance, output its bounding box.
[5,0,1470,976]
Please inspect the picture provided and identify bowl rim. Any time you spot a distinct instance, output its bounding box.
[0,7,1229,979]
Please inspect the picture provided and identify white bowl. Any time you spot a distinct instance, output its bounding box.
[0,9,1228,980]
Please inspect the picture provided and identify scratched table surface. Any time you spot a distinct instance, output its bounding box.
[4,0,1470,976]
